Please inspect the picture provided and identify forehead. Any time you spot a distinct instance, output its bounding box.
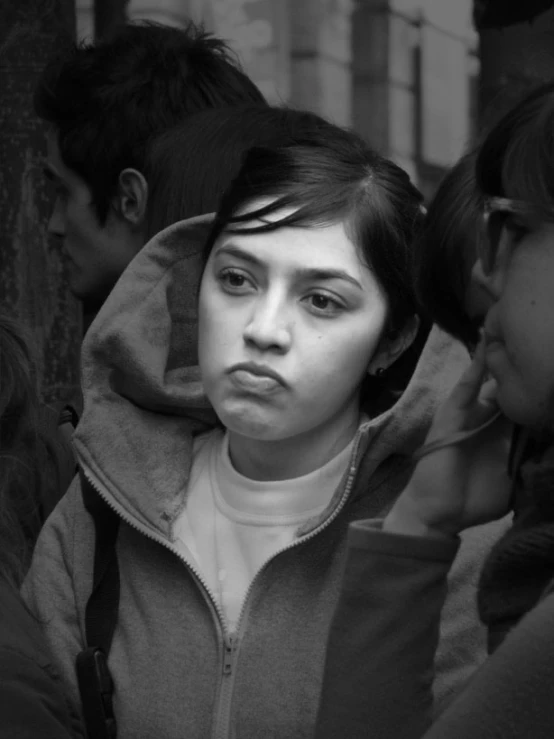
[221,221,362,269]
[220,202,365,271]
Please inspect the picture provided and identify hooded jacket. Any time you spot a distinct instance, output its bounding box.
[22,215,508,739]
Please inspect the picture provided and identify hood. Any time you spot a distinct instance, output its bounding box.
[73,215,469,536]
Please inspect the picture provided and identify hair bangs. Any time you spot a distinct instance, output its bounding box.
[224,189,352,236]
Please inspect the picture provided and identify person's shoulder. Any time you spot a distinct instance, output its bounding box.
[0,577,84,738]
[0,576,51,667]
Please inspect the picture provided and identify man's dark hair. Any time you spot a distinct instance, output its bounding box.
[34,20,266,224]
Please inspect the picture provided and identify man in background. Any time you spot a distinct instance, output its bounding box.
[39,20,266,322]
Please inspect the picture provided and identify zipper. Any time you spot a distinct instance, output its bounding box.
[231,429,364,631]
[81,427,364,739]
[82,467,228,628]
[82,468,241,739]
[210,429,365,739]
[223,634,237,676]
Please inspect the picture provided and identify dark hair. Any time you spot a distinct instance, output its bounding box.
[0,317,44,588]
[145,105,368,239]
[204,133,425,338]
[476,81,554,212]
[413,150,483,348]
[35,20,266,224]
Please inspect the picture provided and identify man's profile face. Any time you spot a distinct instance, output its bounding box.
[44,130,141,311]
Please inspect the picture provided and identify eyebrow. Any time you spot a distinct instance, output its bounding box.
[213,243,364,290]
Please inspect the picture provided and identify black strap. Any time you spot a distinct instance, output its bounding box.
[77,471,120,739]
[80,470,121,653]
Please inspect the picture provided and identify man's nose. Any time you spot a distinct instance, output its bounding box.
[47,197,65,238]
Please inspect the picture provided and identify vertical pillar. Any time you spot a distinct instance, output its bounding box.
[94,0,129,40]
[290,0,354,126]
[0,0,81,406]
[351,0,391,151]
[477,5,554,129]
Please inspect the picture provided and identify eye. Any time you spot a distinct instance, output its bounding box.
[218,268,254,292]
[304,292,344,316]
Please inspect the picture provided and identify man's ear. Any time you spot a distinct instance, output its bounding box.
[367,315,420,375]
[112,168,148,228]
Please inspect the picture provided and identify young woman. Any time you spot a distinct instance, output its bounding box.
[315,81,554,739]
[23,112,505,739]
[0,315,83,738]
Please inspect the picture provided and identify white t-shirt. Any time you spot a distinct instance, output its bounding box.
[173,429,354,632]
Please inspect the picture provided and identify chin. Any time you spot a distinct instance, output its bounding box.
[496,384,551,430]
[217,403,286,441]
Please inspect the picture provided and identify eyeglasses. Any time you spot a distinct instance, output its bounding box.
[479,197,530,276]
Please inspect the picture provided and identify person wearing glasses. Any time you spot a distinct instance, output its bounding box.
[412,149,490,351]
[315,81,554,739]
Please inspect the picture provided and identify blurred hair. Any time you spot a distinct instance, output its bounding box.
[476,80,554,213]
[0,317,45,588]
[34,20,266,224]
[144,104,363,239]
[201,126,427,412]
[413,150,483,348]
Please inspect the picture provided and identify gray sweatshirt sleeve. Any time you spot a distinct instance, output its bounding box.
[315,520,554,739]
[315,520,459,739]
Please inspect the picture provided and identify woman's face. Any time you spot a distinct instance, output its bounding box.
[198,208,390,443]
[477,214,554,428]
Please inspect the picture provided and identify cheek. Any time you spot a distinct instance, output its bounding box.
[197,282,231,371]
[494,296,554,417]
[65,204,93,245]
[302,322,384,393]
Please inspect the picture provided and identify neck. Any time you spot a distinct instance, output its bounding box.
[227,405,360,481]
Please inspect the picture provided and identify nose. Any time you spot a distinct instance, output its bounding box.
[243,294,292,354]
[48,197,66,239]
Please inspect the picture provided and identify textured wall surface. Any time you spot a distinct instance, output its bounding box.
[0,1,82,405]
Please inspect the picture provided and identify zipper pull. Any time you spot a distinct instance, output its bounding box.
[223,635,236,675]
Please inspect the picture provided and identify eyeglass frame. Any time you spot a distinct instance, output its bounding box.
[479,197,531,276]
[480,196,554,276]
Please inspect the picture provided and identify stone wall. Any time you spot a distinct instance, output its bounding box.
[0,1,82,405]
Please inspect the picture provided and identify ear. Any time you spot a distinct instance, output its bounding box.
[367,315,420,375]
[112,168,148,228]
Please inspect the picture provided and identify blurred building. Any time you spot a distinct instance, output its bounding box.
[77,0,477,197]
